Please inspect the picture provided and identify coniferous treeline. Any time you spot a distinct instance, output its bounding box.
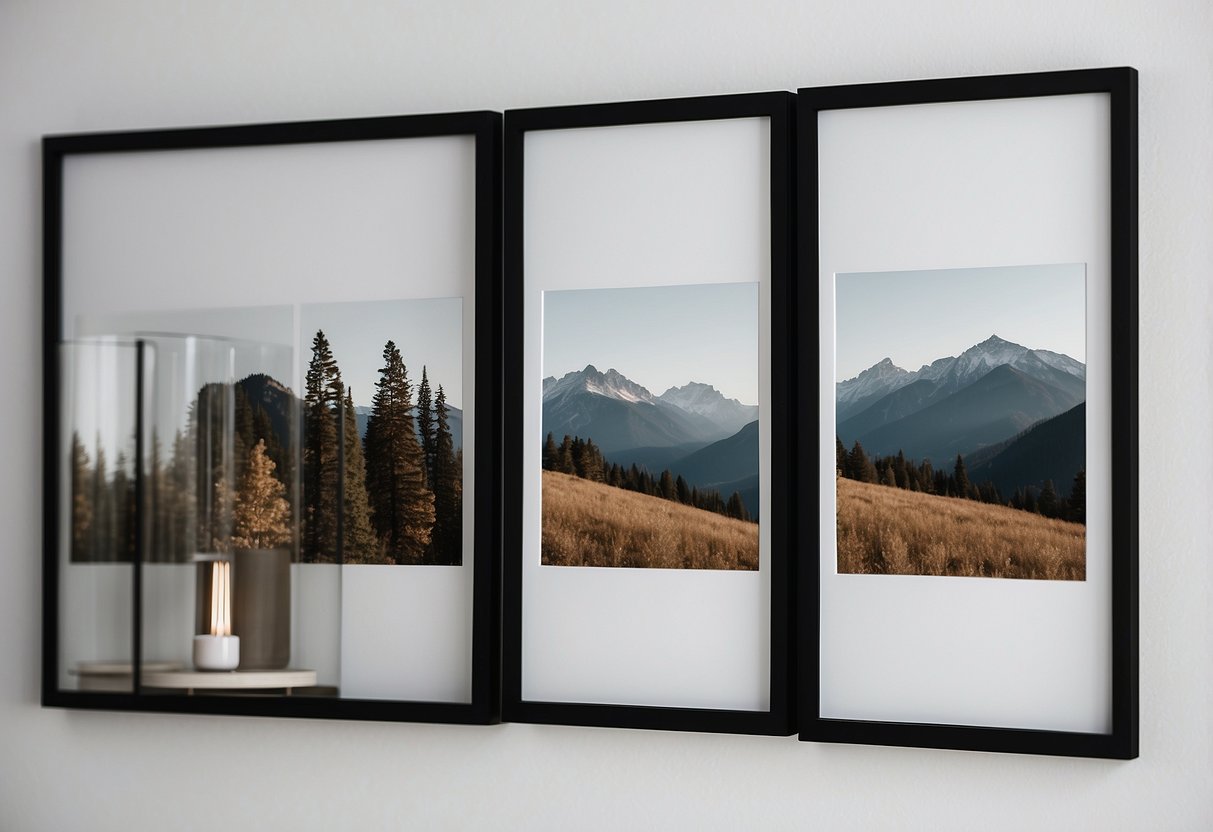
[70,423,293,563]
[836,437,1085,524]
[542,432,754,524]
[303,332,461,565]
[68,331,461,565]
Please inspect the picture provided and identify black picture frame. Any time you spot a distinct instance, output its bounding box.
[797,68,1137,758]
[503,92,796,735]
[42,111,503,725]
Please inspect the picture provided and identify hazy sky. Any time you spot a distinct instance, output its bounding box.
[301,297,463,410]
[543,282,759,404]
[835,263,1086,380]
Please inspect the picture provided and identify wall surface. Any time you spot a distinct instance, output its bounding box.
[1,1,1210,829]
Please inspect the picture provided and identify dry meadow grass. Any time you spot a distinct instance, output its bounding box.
[837,477,1085,580]
[541,470,759,570]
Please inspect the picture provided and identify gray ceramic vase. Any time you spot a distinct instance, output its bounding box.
[232,548,291,670]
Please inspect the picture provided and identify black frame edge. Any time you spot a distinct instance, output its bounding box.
[502,91,797,736]
[796,67,1139,759]
[42,109,505,726]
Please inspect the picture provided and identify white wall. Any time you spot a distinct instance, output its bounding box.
[1,1,1209,829]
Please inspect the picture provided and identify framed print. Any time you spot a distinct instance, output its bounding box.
[503,92,795,735]
[798,68,1137,757]
[42,111,502,724]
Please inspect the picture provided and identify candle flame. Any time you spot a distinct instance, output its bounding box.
[209,560,231,637]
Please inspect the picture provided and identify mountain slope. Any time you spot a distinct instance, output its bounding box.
[670,420,758,490]
[857,364,1083,463]
[968,403,1086,498]
[837,378,947,445]
[541,470,758,570]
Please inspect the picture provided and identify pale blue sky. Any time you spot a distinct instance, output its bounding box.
[301,297,463,410]
[835,263,1086,380]
[543,282,759,404]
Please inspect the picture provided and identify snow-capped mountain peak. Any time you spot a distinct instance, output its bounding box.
[658,382,758,434]
[543,364,657,405]
[841,335,1086,407]
[836,357,911,407]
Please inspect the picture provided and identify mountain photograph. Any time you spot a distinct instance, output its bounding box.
[834,263,1088,580]
[541,282,760,570]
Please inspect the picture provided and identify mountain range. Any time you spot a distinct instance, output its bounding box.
[542,365,760,511]
[353,404,463,450]
[836,335,1086,490]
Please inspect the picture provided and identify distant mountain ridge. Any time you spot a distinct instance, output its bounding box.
[837,335,1086,467]
[542,365,754,455]
[658,382,758,437]
[837,335,1084,423]
[354,404,463,450]
[541,365,760,508]
[967,403,1086,498]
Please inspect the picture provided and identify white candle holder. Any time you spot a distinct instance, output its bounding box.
[193,634,240,671]
[194,557,239,671]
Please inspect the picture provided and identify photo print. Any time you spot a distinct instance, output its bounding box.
[540,281,759,570]
[300,297,464,566]
[834,263,1087,580]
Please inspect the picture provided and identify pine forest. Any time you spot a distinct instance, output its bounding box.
[67,330,462,566]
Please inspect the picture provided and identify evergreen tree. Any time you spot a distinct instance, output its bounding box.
[847,441,877,483]
[252,405,286,482]
[556,436,575,474]
[726,491,749,522]
[675,475,691,505]
[167,429,196,561]
[209,462,236,552]
[542,433,558,471]
[836,437,847,476]
[340,390,382,563]
[580,439,605,482]
[112,452,136,563]
[919,460,935,494]
[364,341,435,564]
[92,443,114,561]
[1068,469,1086,524]
[233,385,255,481]
[416,366,435,481]
[893,451,908,489]
[953,454,971,499]
[1038,479,1059,518]
[427,385,463,565]
[231,439,293,550]
[882,461,897,488]
[303,330,342,563]
[659,470,677,502]
[70,433,94,562]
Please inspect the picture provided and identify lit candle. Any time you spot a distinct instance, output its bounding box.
[193,560,240,671]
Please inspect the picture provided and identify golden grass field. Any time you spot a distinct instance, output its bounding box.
[542,470,759,570]
[837,477,1085,580]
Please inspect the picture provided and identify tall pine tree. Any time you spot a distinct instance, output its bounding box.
[364,341,435,564]
[953,453,971,499]
[70,433,94,562]
[416,366,435,481]
[427,385,462,565]
[303,330,342,563]
[341,389,382,563]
